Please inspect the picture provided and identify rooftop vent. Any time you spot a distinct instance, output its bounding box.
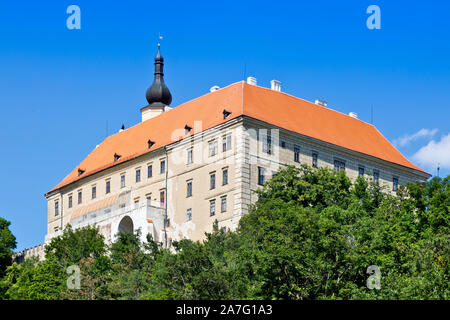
[184,124,192,134]
[247,77,257,86]
[210,85,220,92]
[114,153,121,162]
[270,80,282,92]
[119,124,125,132]
[349,112,358,119]
[148,139,155,149]
[78,168,85,176]
[223,109,232,120]
[315,99,327,107]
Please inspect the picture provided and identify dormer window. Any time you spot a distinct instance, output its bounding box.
[223,109,232,120]
[148,139,155,149]
[78,168,85,176]
[184,125,192,134]
[114,153,121,162]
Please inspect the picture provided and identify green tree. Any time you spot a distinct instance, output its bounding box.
[108,230,156,299]
[44,224,107,268]
[0,217,17,277]
[4,257,65,300]
[235,165,449,299]
[145,222,249,300]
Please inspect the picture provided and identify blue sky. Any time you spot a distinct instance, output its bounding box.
[1,1,449,250]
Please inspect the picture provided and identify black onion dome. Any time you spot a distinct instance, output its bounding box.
[146,45,172,107]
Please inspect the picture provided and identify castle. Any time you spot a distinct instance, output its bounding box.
[15,45,430,261]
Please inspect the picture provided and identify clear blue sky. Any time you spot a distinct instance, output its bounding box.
[1,1,449,250]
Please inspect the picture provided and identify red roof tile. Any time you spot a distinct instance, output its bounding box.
[47,81,427,195]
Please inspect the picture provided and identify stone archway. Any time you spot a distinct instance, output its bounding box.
[118,215,134,234]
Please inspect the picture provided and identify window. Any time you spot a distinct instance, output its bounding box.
[373,171,380,184]
[78,191,82,204]
[186,208,192,222]
[210,172,216,190]
[68,195,73,209]
[106,180,111,194]
[134,198,139,209]
[222,135,231,152]
[209,199,216,216]
[147,164,153,178]
[55,201,59,216]
[334,160,345,172]
[358,167,365,177]
[262,132,272,154]
[187,181,192,197]
[393,177,399,192]
[312,153,318,168]
[136,168,141,183]
[281,141,286,149]
[92,186,96,199]
[146,194,152,206]
[222,168,228,185]
[120,175,126,188]
[187,149,193,164]
[160,190,165,207]
[294,146,300,163]
[258,167,265,186]
[209,140,218,157]
[160,160,166,174]
[221,196,227,212]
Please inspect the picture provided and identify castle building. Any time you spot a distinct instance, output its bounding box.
[44,46,430,247]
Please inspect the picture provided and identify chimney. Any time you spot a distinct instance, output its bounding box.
[349,112,358,119]
[210,85,220,92]
[270,80,281,92]
[247,77,257,86]
[315,99,327,107]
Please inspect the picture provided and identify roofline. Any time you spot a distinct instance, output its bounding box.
[46,81,430,197]
[45,115,246,198]
[243,81,377,127]
[242,115,430,179]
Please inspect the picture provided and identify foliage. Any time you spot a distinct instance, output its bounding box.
[1,165,448,300]
[44,224,107,268]
[0,217,17,278]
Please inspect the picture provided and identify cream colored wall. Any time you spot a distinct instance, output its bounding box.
[46,120,243,243]
[242,120,428,203]
[46,117,428,244]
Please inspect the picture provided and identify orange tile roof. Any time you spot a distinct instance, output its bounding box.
[47,81,427,195]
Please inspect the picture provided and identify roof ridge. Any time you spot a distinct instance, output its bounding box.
[112,81,244,137]
[242,81,373,126]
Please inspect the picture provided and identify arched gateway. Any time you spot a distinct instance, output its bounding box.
[118,215,134,234]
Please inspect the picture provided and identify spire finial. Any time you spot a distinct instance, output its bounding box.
[158,33,163,47]
[145,40,172,107]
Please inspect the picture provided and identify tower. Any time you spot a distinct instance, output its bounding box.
[141,44,172,122]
